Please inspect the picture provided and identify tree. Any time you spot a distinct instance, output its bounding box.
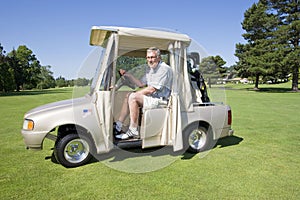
[7,45,41,91]
[236,0,299,90]
[37,65,56,89]
[0,44,15,92]
[7,49,22,91]
[235,43,252,78]
[1,44,59,91]
[235,1,278,89]
[267,0,299,91]
[199,55,227,86]
[74,78,90,86]
[56,76,68,87]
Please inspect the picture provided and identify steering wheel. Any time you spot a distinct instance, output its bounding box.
[115,75,136,90]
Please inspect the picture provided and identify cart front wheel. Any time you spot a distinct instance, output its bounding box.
[54,134,93,168]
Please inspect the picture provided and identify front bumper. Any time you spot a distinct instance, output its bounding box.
[21,130,49,150]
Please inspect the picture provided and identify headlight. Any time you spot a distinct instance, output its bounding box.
[23,119,34,130]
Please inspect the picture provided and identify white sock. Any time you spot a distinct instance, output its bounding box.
[128,126,138,135]
[116,121,123,132]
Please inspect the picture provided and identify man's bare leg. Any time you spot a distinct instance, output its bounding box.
[115,92,144,139]
[118,93,130,123]
[128,92,144,128]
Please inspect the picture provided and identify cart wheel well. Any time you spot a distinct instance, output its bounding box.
[184,121,211,132]
[57,124,93,143]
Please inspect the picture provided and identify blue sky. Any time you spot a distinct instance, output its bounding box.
[0,0,258,79]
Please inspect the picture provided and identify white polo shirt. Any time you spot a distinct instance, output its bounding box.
[143,61,173,100]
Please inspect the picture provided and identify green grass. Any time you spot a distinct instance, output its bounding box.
[0,84,299,199]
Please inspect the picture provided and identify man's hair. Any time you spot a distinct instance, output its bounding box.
[147,47,161,57]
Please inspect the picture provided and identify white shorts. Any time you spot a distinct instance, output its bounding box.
[143,96,168,110]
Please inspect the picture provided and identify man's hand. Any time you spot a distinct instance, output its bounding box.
[119,69,126,76]
[118,68,146,89]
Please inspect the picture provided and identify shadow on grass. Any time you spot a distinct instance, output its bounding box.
[46,146,187,167]
[215,135,243,148]
[93,146,187,163]
[180,135,244,160]
[225,86,295,93]
[247,87,296,93]
[46,135,244,168]
[226,85,298,93]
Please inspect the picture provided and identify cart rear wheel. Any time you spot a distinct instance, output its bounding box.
[183,124,213,153]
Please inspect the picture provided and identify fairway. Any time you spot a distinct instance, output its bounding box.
[0,84,299,199]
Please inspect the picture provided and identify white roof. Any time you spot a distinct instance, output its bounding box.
[90,26,191,51]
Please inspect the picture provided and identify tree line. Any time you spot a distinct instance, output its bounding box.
[0,44,90,92]
[234,0,299,91]
[2,0,298,92]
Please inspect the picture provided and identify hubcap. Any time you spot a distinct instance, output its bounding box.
[189,129,207,150]
[64,139,90,163]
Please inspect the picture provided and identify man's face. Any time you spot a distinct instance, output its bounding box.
[146,51,160,68]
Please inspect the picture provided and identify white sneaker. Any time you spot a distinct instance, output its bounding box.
[115,129,139,140]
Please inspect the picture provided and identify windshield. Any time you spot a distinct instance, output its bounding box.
[72,46,106,98]
[89,47,106,93]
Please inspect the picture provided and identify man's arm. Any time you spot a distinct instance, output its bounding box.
[122,72,146,88]
[136,85,156,95]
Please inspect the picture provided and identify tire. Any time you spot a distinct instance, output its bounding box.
[54,134,94,168]
[183,123,214,153]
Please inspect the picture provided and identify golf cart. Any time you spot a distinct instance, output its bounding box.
[21,26,233,167]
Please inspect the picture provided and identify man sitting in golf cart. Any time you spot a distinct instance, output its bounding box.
[114,47,173,140]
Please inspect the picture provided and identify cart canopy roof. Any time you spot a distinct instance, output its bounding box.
[90,26,191,52]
